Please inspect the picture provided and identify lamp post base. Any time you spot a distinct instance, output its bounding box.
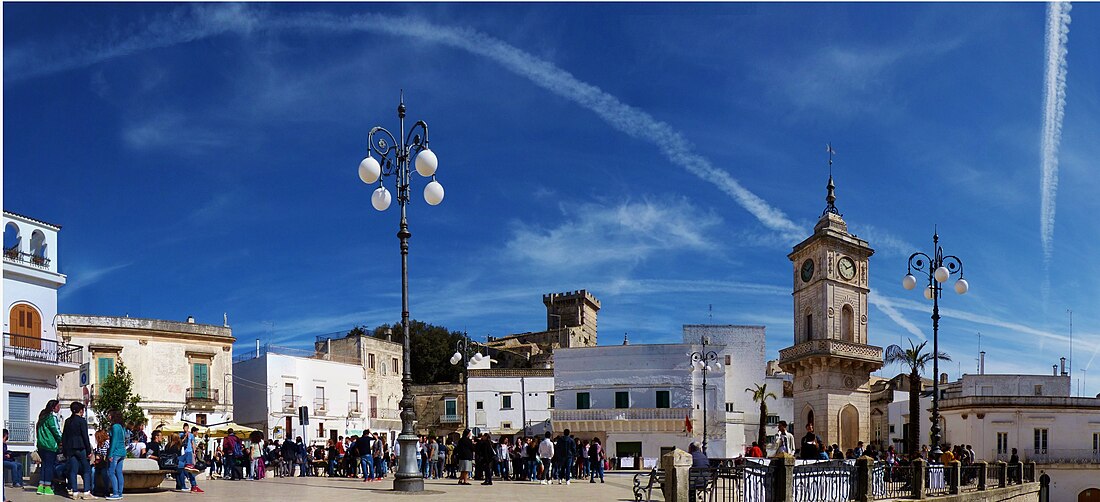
[393,433,424,492]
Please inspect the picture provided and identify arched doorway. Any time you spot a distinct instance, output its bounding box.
[803,405,815,431]
[1079,488,1100,502]
[839,404,859,450]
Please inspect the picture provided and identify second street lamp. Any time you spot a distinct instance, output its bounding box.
[689,336,721,454]
[358,94,445,492]
[901,230,968,460]
[450,332,483,431]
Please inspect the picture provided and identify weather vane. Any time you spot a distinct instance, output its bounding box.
[826,143,836,177]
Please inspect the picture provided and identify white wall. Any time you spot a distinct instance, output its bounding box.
[886,393,932,452]
[941,404,1100,461]
[1040,465,1100,502]
[466,374,553,434]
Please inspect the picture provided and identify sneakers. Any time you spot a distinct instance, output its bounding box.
[566,480,571,485]
[175,488,190,492]
[539,480,547,485]
[41,486,55,496]
[82,492,97,500]
[69,493,78,500]
[190,487,204,494]
[184,465,201,474]
[105,496,123,501]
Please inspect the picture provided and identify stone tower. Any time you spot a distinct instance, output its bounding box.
[777,173,883,450]
[543,290,600,346]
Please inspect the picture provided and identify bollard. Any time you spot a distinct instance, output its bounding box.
[976,461,987,490]
[660,448,692,502]
[770,453,795,502]
[911,458,927,500]
[995,460,1007,488]
[854,456,874,502]
[1025,461,1036,483]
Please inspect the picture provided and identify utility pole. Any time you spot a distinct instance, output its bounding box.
[1067,309,1073,395]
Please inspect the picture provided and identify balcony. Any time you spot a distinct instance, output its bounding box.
[993,449,1100,464]
[3,333,82,376]
[3,248,51,269]
[348,402,362,416]
[185,388,219,410]
[778,338,883,373]
[282,395,300,411]
[439,414,462,424]
[553,407,693,433]
[373,408,401,422]
[314,398,328,413]
[4,420,35,444]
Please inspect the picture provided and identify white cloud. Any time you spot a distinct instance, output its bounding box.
[122,112,227,152]
[505,197,722,269]
[868,292,926,341]
[59,262,133,299]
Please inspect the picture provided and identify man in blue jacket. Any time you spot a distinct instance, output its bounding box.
[554,429,576,485]
[60,403,93,498]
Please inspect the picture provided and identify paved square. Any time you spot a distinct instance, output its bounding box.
[6,473,644,502]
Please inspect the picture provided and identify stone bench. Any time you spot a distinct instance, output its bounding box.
[32,458,173,492]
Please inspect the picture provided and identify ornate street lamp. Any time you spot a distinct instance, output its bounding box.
[450,332,483,430]
[689,336,721,454]
[901,230,968,460]
[358,94,445,492]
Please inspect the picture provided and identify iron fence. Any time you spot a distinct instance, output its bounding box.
[792,460,854,502]
[871,462,916,500]
[959,463,983,492]
[4,420,34,443]
[699,461,771,502]
[925,464,949,497]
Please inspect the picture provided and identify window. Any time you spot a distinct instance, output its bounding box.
[6,392,30,442]
[285,417,292,437]
[9,304,42,349]
[381,363,387,376]
[476,401,484,410]
[725,355,731,366]
[191,362,209,398]
[369,395,377,418]
[615,391,629,409]
[767,414,780,426]
[501,422,512,430]
[1093,433,1100,453]
[284,383,295,408]
[350,390,359,411]
[841,305,854,342]
[1034,385,1043,396]
[97,357,116,387]
[444,398,457,417]
[997,432,1009,455]
[195,414,207,426]
[316,386,326,410]
[656,391,670,409]
[368,353,376,370]
[1033,428,1048,454]
[725,403,735,413]
[805,314,813,340]
[392,357,399,374]
[577,392,590,410]
[317,421,324,437]
[889,425,895,434]
[501,394,513,410]
[548,393,555,409]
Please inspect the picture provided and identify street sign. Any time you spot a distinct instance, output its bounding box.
[298,406,309,425]
[79,363,89,386]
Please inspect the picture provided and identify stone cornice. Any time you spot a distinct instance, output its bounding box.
[59,314,234,344]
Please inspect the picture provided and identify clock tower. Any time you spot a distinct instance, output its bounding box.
[778,172,883,450]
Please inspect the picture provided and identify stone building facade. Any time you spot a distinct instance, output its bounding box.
[57,314,235,428]
[315,332,404,434]
[409,382,466,436]
[778,177,883,450]
[484,290,600,367]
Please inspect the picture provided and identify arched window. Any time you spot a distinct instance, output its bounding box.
[4,222,20,257]
[9,304,42,349]
[839,404,859,450]
[842,305,855,342]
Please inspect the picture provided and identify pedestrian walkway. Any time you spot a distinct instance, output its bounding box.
[6,473,641,502]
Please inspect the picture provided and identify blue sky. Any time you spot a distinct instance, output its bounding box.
[4,3,1099,395]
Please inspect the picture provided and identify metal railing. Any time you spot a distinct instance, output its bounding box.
[314,398,328,412]
[1002,449,1100,464]
[959,463,983,492]
[3,333,82,365]
[4,420,35,443]
[871,462,916,500]
[439,414,462,423]
[373,408,401,420]
[698,461,771,502]
[348,402,362,415]
[925,464,949,497]
[793,460,854,502]
[185,388,219,407]
[282,395,300,411]
[4,248,51,269]
[552,407,692,421]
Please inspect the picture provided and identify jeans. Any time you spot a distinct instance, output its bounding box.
[561,456,573,481]
[360,456,373,479]
[374,456,385,477]
[540,458,552,481]
[37,449,58,486]
[67,452,92,492]
[590,458,604,481]
[5,459,25,486]
[107,457,124,497]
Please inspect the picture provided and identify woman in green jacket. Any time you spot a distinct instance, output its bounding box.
[35,399,62,495]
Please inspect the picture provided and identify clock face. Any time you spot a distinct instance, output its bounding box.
[800,259,814,282]
[838,257,856,281]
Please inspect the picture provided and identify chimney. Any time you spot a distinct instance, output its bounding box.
[940,373,948,384]
[186,315,195,324]
[385,327,393,342]
[979,351,985,375]
[1060,357,1067,376]
[1053,364,1059,376]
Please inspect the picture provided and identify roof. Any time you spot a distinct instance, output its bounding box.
[3,210,62,230]
[468,368,554,378]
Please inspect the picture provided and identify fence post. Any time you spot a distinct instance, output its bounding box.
[995,460,1007,488]
[976,460,987,490]
[854,456,874,502]
[911,458,927,500]
[947,460,961,494]
[770,453,795,502]
[661,449,692,502]
[1025,461,1036,483]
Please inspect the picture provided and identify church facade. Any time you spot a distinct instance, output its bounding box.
[778,176,883,450]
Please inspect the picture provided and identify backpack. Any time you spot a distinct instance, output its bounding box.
[589,442,599,459]
[232,437,243,457]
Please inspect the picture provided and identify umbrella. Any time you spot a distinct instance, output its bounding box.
[154,421,207,434]
[204,423,258,438]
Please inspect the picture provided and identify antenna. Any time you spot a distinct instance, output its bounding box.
[1068,309,1073,394]
[708,304,713,321]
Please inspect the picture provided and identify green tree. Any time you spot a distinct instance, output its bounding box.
[345,321,464,385]
[94,360,145,428]
[884,339,950,458]
[746,383,777,449]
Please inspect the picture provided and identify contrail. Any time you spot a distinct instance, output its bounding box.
[4,5,805,241]
[868,292,926,342]
[1039,1,1072,264]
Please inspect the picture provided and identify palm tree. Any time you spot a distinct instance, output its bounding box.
[746,383,778,449]
[884,339,951,459]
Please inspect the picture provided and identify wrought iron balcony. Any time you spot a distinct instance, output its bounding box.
[314,398,329,413]
[3,333,82,366]
[439,414,462,424]
[373,408,401,420]
[4,420,35,443]
[3,247,51,269]
[185,388,219,409]
[348,402,363,416]
[282,395,300,411]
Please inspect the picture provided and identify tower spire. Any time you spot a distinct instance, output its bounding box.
[822,143,840,217]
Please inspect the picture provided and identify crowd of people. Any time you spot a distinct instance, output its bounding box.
[421,428,608,485]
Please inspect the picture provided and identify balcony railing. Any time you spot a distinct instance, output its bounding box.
[4,420,35,443]
[552,407,692,421]
[374,408,401,420]
[993,449,1100,464]
[779,338,883,365]
[3,248,51,269]
[3,333,82,366]
[282,395,300,411]
[439,414,462,424]
[185,388,219,408]
[314,398,328,413]
[348,402,362,416]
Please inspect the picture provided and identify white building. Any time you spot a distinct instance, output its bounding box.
[315,331,404,434]
[57,314,235,428]
[552,342,735,463]
[233,345,376,445]
[3,211,79,454]
[938,370,1100,501]
[466,364,554,436]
